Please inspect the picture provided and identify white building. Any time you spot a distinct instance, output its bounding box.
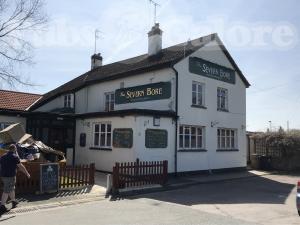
[30,23,250,173]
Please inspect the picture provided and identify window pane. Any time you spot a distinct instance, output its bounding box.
[184,134,190,148]
[231,130,235,136]
[184,127,190,135]
[101,124,106,132]
[221,136,225,148]
[226,130,230,136]
[107,133,111,146]
[94,133,99,146]
[217,129,220,136]
[197,136,202,148]
[192,83,196,91]
[191,127,196,135]
[95,124,99,133]
[231,137,235,148]
[179,135,183,148]
[179,126,183,134]
[221,130,225,136]
[107,124,111,132]
[191,135,196,148]
[197,127,202,135]
[226,137,231,148]
[218,136,220,148]
[192,92,196,105]
[100,133,105,146]
[197,92,202,105]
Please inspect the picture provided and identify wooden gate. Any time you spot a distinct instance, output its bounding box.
[112,159,168,192]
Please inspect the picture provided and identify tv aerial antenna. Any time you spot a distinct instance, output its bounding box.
[94,29,103,54]
[149,0,160,24]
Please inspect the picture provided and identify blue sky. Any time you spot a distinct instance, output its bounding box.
[6,0,300,131]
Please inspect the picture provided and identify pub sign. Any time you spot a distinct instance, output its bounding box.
[189,57,235,84]
[115,82,171,104]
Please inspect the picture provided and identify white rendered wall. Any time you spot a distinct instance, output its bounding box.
[0,115,26,129]
[74,115,175,173]
[134,116,175,173]
[75,68,176,114]
[174,40,247,172]
[75,116,137,172]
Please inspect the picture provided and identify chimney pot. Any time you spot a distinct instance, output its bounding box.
[91,53,102,69]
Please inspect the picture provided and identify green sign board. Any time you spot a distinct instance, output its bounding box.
[145,129,168,148]
[113,128,133,148]
[115,82,171,104]
[189,57,235,84]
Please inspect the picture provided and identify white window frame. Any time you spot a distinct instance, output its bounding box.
[104,92,115,112]
[217,87,228,111]
[217,128,237,149]
[92,122,112,148]
[179,125,205,150]
[64,94,73,108]
[192,81,205,107]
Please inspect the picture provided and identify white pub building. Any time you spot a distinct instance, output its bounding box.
[30,23,250,173]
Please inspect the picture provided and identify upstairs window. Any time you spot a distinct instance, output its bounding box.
[217,128,237,149]
[217,87,228,111]
[105,92,115,112]
[64,94,72,108]
[192,81,204,107]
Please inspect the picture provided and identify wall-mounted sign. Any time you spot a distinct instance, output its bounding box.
[115,82,171,104]
[40,163,59,194]
[145,129,168,148]
[189,57,235,84]
[113,128,133,148]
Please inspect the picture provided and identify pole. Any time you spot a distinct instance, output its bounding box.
[268,121,272,132]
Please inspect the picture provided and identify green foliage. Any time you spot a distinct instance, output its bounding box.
[252,129,300,154]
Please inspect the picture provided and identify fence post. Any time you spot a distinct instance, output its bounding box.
[112,163,120,194]
[162,160,168,185]
[89,163,95,185]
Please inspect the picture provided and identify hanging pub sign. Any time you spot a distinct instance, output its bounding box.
[115,82,171,104]
[40,163,59,194]
[189,57,235,84]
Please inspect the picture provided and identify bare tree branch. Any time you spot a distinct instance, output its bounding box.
[0,0,48,87]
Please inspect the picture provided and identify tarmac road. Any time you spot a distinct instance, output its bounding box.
[0,197,257,225]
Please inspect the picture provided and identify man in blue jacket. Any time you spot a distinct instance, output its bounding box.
[0,144,30,213]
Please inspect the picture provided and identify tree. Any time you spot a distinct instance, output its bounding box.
[0,0,47,87]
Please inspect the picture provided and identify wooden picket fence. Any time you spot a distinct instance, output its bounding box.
[60,164,95,189]
[112,159,168,192]
[0,163,95,194]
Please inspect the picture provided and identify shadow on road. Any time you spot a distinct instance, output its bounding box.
[127,173,296,206]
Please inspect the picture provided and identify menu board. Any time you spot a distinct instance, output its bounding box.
[145,129,168,148]
[113,128,133,148]
[40,163,59,193]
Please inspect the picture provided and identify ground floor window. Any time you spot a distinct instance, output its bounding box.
[179,125,204,150]
[217,128,237,149]
[93,122,112,148]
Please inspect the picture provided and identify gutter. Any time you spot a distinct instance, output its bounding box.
[172,66,179,176]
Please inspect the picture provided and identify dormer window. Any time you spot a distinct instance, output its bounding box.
[64,94,73,108]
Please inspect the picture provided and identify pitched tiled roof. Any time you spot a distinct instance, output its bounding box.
[31,33,250,110]
[0,90,41,111]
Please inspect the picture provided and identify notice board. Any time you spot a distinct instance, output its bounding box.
[40,163,59,194]
[145,129,168,148]
[113,128,133,148]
